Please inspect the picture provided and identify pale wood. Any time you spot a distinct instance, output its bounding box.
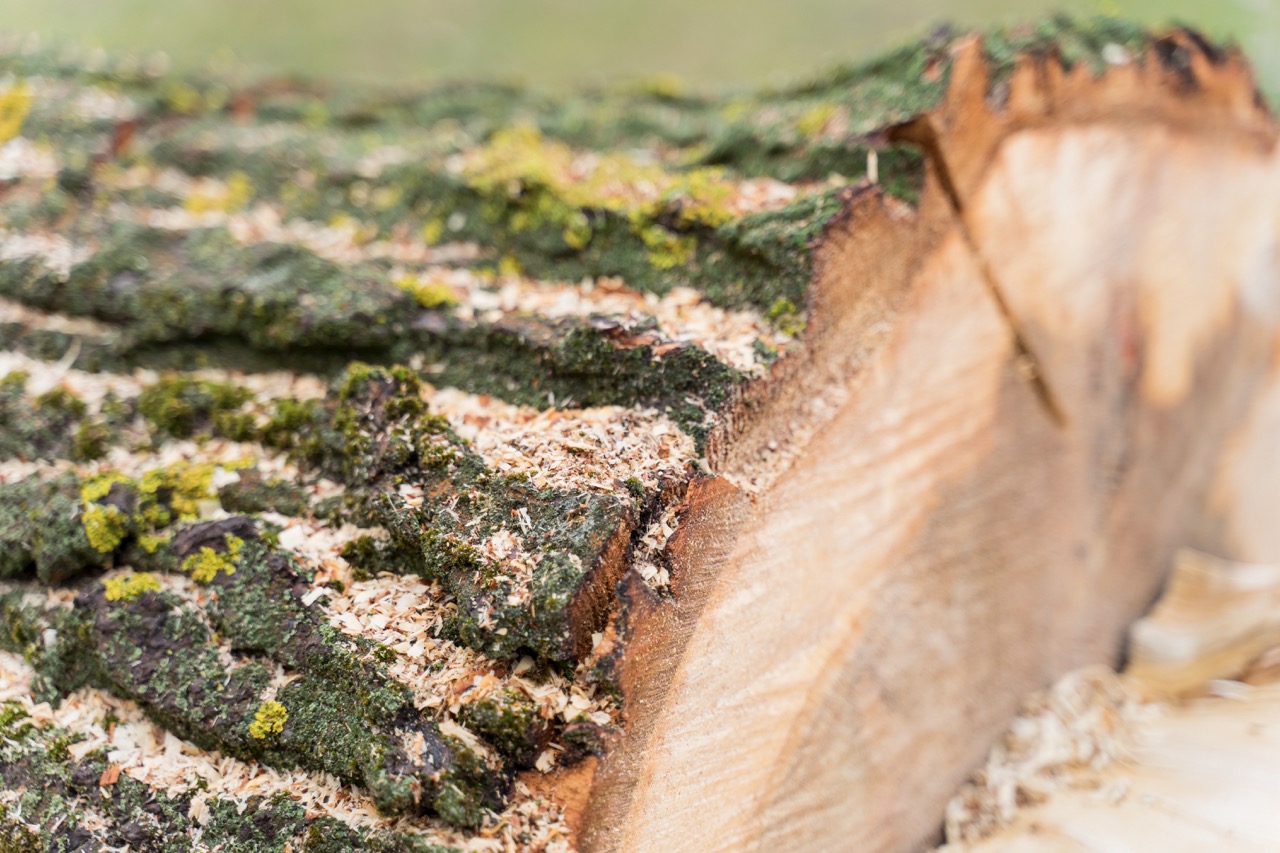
[581,36,1280,852]
[943,553,1280,852]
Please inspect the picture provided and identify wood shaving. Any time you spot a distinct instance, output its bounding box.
[940,665,1156,844]
[427,387,695,495]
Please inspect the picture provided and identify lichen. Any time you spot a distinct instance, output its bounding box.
[182,534,244,583]
[81,503,128,554]
[102,571,161,601]
[0,80,31,143]
[395,275,458,309]
[249,700,289,739]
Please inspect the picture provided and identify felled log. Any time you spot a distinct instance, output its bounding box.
[0,15,1277,852]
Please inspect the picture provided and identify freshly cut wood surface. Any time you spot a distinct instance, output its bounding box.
[942,551,1280,852]
[583,34,1280,853]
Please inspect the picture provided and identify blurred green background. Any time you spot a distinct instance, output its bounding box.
[2,0,1277,94]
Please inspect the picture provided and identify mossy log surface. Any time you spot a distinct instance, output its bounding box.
[0,15,1203,852]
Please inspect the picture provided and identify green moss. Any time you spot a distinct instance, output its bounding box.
[0,692,471,850]
[456,689,548,767]
[0,475,103,583]
[137,374,253,439]
[217,471,310,517]
[70,420,111,461]
[0,371,120,463]
[32,387,87,420]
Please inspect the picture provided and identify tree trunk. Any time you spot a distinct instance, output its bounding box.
[0,17,1277,853]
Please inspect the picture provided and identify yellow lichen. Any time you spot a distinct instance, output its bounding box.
[421,218,445,244]
[80,471,129,504]
[459,123,738,241]
[82,504,128,554]
[182,535,244,584]
[766,296,806,336]
[103,572,161,602]
[0,81,32,144]
[633,73,686,100]
[497,254,522,278]
[138,462,217,521]
[161,80,203,114]
[137,532,170,554]
[327,212,377,244]
[395,275,458,309]
[184,171,254,214]
[640,225,697,270]
[248,700,288,739]
[795,103,838,137]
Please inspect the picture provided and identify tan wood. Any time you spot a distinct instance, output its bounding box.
[580,36,1280,852]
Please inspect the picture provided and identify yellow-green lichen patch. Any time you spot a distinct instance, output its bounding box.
[82,503,128,553]
[183,171,255,215]
[183,534,244,583]
[394,274,459,309]
[458,122,741,233]
[137,532,170,554]
[103,571,162,601]
[765,296,806,336]
[137,461,220,523]
[248,699,288,739]
[795,102,840,138]
[0,80,32,143]
[80,470,130,503]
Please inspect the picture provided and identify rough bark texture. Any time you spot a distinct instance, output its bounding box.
[0,15,1275,853]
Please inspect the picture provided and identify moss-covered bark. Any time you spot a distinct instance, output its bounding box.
[0,520,505,826]
[0,702,462,852]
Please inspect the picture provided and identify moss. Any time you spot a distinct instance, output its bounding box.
[32,387,87,420]
[249,700,289,739]
[456,689,549,767]
[0,372,120,463]
[137,374,253,439]
[102,572,161,602]
[217,471,311,517]
[70,420,111,461]
[340,535,424,580]
[252,363,640,661]
[5,573,493,821]
[0,695,471,850]
[0,475,104,583]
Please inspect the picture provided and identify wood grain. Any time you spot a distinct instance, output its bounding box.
[583,37,1280,852]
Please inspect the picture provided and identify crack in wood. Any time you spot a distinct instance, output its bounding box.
[891,116,1069,427]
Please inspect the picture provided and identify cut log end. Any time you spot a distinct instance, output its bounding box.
[580,31,1280,853]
